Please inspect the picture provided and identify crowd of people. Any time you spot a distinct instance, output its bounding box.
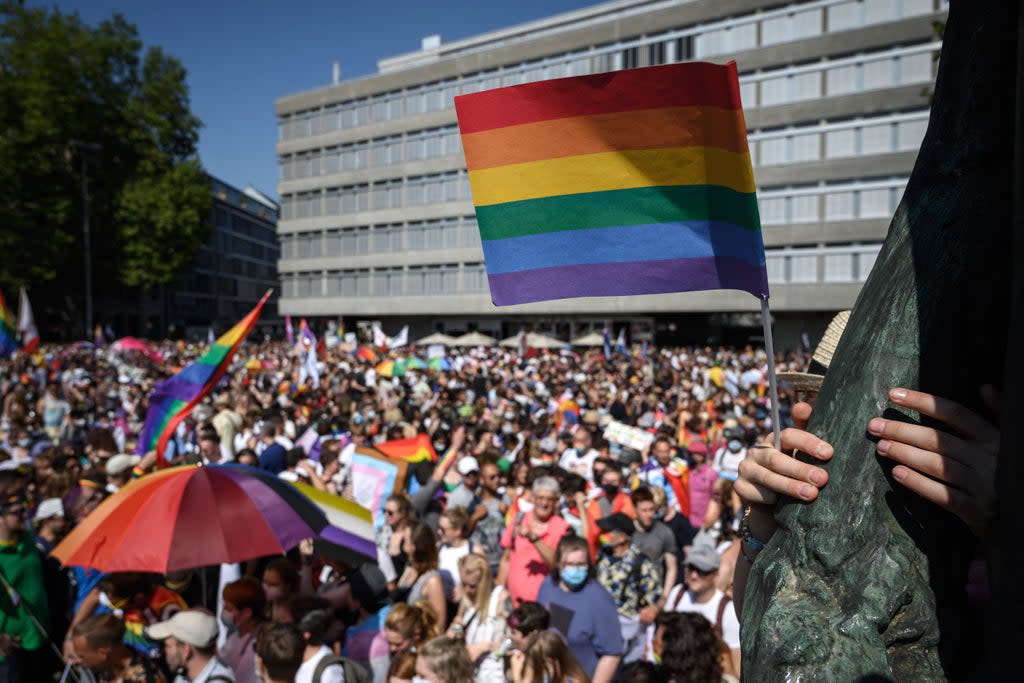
[0,328,999,682]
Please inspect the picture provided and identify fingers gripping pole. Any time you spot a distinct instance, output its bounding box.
[761,297,782,450]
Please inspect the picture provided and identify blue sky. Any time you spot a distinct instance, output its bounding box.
[32,0,597,199]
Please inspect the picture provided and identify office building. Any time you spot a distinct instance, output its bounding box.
[275,0,946,345]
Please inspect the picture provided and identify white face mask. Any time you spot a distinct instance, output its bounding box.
[412,678,431,683]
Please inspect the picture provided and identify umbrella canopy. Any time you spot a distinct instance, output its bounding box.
[406,357,427,370]
[376,359,407,378]
[499,332,567,349]
[571,331,606,347]
[451,331,497,347]
[426,356,451,371]
[414,332,458,346]
[112,336,163,362]
[52,464,374,572]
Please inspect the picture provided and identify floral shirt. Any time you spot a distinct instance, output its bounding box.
[596,544,662,618]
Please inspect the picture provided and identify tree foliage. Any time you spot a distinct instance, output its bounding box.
[0,0,211,307]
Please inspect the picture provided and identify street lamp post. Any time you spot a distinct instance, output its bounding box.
[69,139,101,339]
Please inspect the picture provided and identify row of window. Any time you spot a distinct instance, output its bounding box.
[278,0,943,139]
[750,111,928,166]
[280,126,463,180]
[279,242,883,300]
[760,177,907,225]
[281,172,470,220]
[282,262,488,298]
[280,217,482,259]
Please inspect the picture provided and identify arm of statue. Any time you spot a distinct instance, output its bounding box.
[733,386,999,613]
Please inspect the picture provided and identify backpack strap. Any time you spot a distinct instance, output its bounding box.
[668,585,686,612]
[313,654,345,683]
[714,594,732,640]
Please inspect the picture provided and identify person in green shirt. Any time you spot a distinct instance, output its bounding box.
[0,493,49,683]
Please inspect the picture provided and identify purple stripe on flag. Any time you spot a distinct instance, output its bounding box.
[486,256,769,306]
[320,525,378,560]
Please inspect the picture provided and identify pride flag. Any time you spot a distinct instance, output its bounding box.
[137,291,271,466]
[0,292,17,358]
[376,433,437,464]
[454,61,768,305]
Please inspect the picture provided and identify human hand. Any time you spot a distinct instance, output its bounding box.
[0,634,20,656]
[61,636,77,663]
[638,604,659,625]
[869,386,999,538]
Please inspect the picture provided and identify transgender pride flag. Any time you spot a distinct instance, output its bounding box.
[454,61,768,305]
[137,291,271,466]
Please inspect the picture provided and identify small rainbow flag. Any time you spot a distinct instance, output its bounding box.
[376,433,437,464]
[355,346,378,363]
[454,61,768,305]
[0,292,18,358]
[137,291,271,466]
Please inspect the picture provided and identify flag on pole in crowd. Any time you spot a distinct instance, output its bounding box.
[615,328,627,356]
[285,315,294,345]
[0,292,17,358]
[376,433,438,464]
[389,325,409,349]
[372,324,388,351]
[137,290,271,467]
[17,289,39,353]
[454,61,768,305]
[298,319,320,389]
[355,346,378,363]
[602,322,612,361]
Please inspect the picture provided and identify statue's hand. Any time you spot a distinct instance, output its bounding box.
[869,385,999,538]
[735,401,834,540]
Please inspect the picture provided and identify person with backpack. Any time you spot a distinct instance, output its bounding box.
[594,513,662,665]
[663,543,740,678]
[294,607,371,683]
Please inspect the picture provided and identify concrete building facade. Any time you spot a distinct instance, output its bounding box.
[275,0,947,346]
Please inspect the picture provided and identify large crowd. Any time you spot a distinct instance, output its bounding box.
[0,329,999,683]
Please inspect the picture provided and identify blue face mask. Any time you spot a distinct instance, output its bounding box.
[561,566,588,588]
[727,439,743,453]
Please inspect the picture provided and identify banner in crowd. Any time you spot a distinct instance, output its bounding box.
[454,61,769,305]
[604,420,656,452]
[137,290,271,466]
[350,446,408,525]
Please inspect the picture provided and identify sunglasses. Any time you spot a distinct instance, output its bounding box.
[383,509,398,516]
[685,564,714,577]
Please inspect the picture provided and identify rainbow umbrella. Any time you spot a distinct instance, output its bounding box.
[53,464,375,572]
[406,357,427,370]
[427,356,451,371]
[376,359,407,378]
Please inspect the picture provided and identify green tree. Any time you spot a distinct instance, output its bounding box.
[0,0,211,327]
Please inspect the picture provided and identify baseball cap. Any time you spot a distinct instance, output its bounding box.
[457,456,480,476]
[106,454,141,477]
[685,543,721,573]
[33,498,64,522]
[146,609,218,648]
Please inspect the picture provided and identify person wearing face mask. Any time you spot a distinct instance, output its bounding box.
[219,578,265,683]
[146,609,236,683]
[710,424,746,482]
[535,536,623,683]
[262,558,300,623]
[584,467,635,561]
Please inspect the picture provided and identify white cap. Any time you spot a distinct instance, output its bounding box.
[146,609,218,648]
[106,453,141,477]
[456,456,480,476]
[33,498,64,522]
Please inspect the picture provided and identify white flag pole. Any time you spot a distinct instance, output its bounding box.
[760,297,782,450]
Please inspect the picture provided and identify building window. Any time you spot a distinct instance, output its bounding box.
[648,42,666,66]
[828,1,861,32]
[792,133,819,163]
[825,128,857,158]
[790,253,818,283]
[827,64,858,95]
[897,118,928,150]
[759,137,788,166]
[824,252,855,282]
[825,191,855,220]
[860,188,892,217]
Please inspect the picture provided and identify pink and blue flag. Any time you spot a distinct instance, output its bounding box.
[137,291,271,466]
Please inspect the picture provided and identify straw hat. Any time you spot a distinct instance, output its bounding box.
[778,310,850,392]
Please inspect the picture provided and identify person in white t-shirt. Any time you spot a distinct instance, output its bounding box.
[558,429,600,482]
[294,607,344,683]
[664,543,740,676]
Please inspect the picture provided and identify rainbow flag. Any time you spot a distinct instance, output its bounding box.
[0,292,17,358]
[376,433,437,463]
[137,291,271,466]
[454,61,768,305]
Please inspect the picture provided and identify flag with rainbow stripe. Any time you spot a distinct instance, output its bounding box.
[0,292,18,358]
[137,290,271,466]
[376,433,437,464]
[454,61,768,305]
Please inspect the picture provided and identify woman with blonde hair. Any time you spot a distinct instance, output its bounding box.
[415,636,475,683]
[448,553,509,682]
[509,630,591,683]
[384,602,440,682]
